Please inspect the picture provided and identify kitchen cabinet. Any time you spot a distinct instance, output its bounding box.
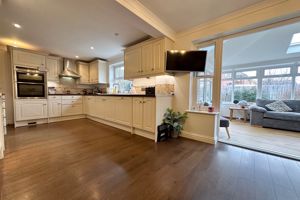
[124,47,142,79]
[133,97,155,132]
[115,97,132,126]
[142,98,156,132]
[141,43,153,75]
[77,61,90,84]
[124,37,173,79]
[0,98,4,159]
[132,98,143,129]
[94,97,115,121]
[89,60,108,84]
[13,49,46,68]
[48,96,62,117]
[61,96,83,116]
[15,99,48,121]
[84,96,95,115]
[47,56,61,81]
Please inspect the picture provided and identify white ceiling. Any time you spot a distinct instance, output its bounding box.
[0,0,154,60]
[0,0,267,61]
[139,0,264,32]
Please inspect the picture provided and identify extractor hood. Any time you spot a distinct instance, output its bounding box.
[59,59,81,79]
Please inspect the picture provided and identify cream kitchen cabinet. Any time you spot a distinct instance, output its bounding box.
[132,98,143,129]
[141,43,153,75]
[133,97,155,132]
[89,60,108,84]
[61,96,83,116]
[47,56,61,81]
[13,49,46,68]
[95,97,115,121]
[124,47,142,79]
[114,97,132,126]
[15,99,48,121]
[77,61,90,84]
[84,96,95,115]
[124,37,173,79]
[48,96,62,117]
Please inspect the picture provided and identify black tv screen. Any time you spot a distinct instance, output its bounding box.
[166,50,207,72]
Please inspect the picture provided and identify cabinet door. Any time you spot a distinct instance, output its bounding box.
[95,97,105,118]
[47,57,61,81]
[13,50,46,68]
[104,97,115,121]
[84,96,93,115]
[153,39,165,73]
[132,98,143,129]
[48,100,62,117]
[142,43,153,75]
[98,60,108,84]
[124,48,142,79]
[115,97,132,126]
[142,98,156,132]
[77,62,89,84]
[89,62,98,84]
[16,100,48,121]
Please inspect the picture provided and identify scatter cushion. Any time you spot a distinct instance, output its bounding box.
[265,101,292,112]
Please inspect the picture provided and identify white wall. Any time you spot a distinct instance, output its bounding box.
[172,0,300,143]
[0,46,13,124]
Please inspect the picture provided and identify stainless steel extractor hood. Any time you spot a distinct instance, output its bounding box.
[59,59,81,79]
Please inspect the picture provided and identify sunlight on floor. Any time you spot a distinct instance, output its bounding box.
[219,120,300,160]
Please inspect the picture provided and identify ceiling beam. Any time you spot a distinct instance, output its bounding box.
[116,0,176,41]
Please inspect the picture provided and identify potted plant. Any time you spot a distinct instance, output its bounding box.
[162,108,188,138]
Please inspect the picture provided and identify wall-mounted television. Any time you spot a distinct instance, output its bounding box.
[166,50,207,72]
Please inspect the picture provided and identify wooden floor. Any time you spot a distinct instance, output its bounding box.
[1,119,300,200]
[219,120,300,160]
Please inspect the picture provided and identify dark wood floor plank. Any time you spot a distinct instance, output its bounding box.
[1,119,300,200]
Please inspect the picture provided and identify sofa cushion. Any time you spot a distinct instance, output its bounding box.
[264,111,300,122]
[265,101,292,112]
[256,99,300,112]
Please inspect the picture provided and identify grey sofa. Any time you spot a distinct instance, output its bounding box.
[250,99,300,132]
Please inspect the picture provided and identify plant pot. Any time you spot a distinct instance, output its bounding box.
[171,130,180,138]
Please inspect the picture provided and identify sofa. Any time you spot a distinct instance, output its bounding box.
[250,99,300,132]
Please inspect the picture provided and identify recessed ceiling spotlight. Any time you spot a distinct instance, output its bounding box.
[13,23,22,29]
[75,56,79,58]
[114,33,119,36]
[90,46,94,50]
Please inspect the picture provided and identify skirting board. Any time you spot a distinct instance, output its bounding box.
[49,115,85,123]
[15,118,48,128]
[87,115,132,133]
[132,128,155,141]
[181,131,216,144]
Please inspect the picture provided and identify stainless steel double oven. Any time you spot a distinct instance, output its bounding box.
[15,66,47,99]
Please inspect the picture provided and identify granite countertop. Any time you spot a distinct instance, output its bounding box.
[48,93,156,97]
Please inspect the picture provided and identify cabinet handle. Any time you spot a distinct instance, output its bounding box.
[139,101,142,103]
[141,70,143,73]
[152,68,154,71]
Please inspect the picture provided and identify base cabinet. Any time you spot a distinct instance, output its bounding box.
[133,97,155,132]
[15,100,48,121]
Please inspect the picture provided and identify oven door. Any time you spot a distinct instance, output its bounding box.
[17,83,46,98]
[16,71,45,83]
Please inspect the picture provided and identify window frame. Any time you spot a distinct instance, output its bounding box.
[221,64,299,103]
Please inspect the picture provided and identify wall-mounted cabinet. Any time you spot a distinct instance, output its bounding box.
[124,37,173,79]
[77,61,90,84]
[89,60,108,84]
[13,49,46,68]
[77,60,107,84]
[47,56,62,81]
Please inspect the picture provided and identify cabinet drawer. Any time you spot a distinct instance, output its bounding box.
[62,99,82,105]
[61,96,82,100]
[48,96,62,100]
[61,104,83,116]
